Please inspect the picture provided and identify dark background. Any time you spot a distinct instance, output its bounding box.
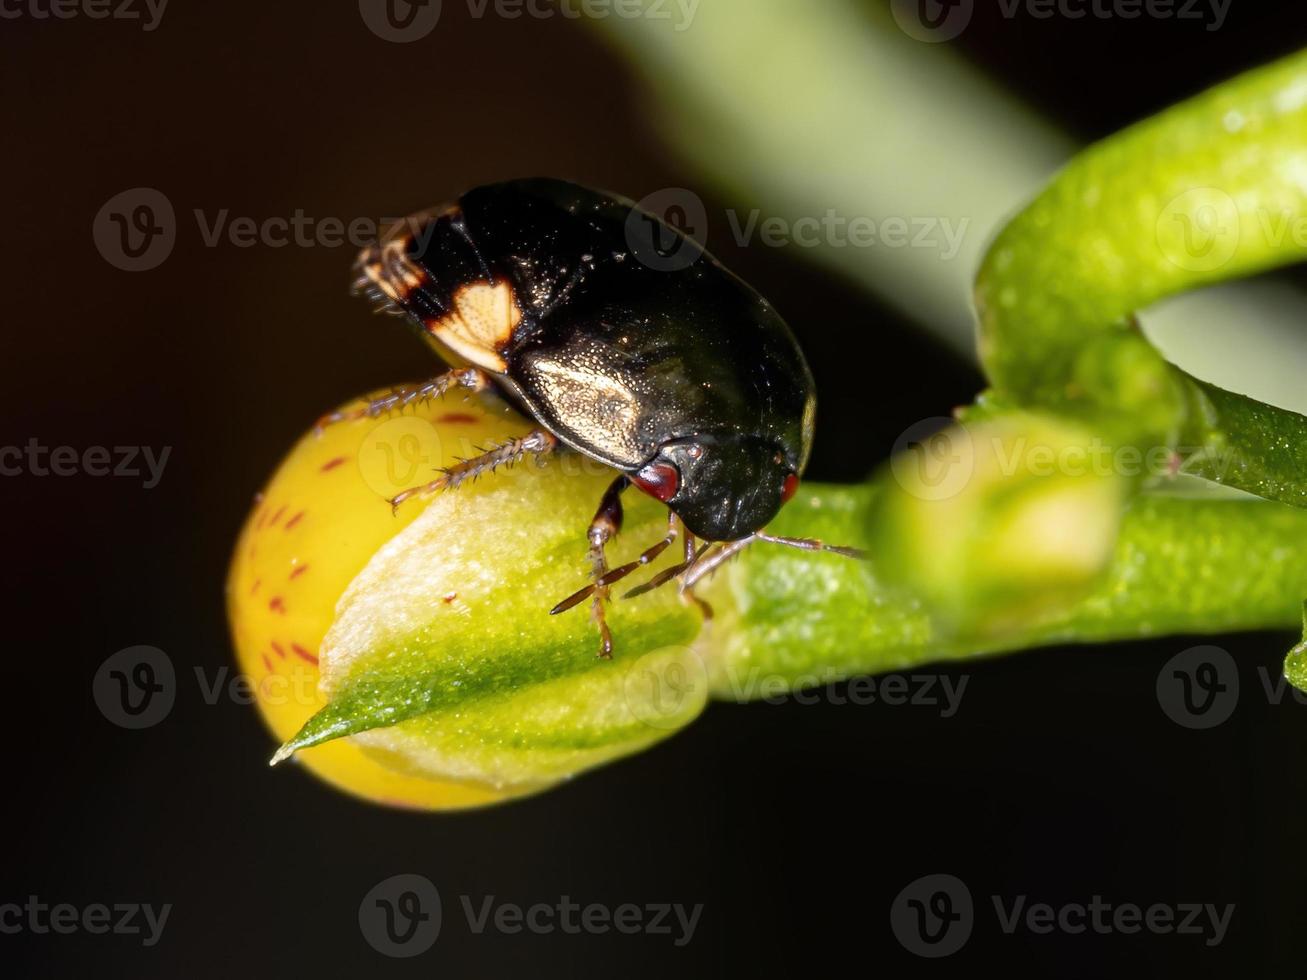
[5,1,1307,976]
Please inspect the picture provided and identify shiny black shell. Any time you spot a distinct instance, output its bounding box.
[358,178,816,541]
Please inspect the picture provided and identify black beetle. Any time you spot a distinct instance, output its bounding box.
[330,178,858,656]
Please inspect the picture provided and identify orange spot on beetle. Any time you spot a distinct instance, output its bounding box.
[289,564,309,580]
[269,596,286,614]
[320,456,347,472]
[284,510,305,531]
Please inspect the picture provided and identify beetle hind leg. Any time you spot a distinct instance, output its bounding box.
[314,367,491,433]
[388,428,558,511]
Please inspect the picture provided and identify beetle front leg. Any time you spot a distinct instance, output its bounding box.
[582,475,630,659]
[622,519,714,619]
[313,367,491,433]
[550,512,680,649]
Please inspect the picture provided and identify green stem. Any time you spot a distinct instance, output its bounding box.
[706,484,1307,696]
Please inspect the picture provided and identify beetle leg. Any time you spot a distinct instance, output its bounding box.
[576,475,629,659]
[387,428,558,512]
[678,527,715,620]
[623,522,714,618]
[551,512,678,622]
[313,367,491,433]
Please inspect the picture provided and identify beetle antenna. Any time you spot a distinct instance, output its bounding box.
[754,532,866,560]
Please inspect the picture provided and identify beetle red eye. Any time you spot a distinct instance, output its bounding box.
[781,473,799,504]
[633,462,681,503]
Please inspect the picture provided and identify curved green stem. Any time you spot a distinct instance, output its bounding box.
[977,49,1307,408]
[976,50,1307,511]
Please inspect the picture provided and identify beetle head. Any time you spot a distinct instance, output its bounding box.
[632,435,800,542]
